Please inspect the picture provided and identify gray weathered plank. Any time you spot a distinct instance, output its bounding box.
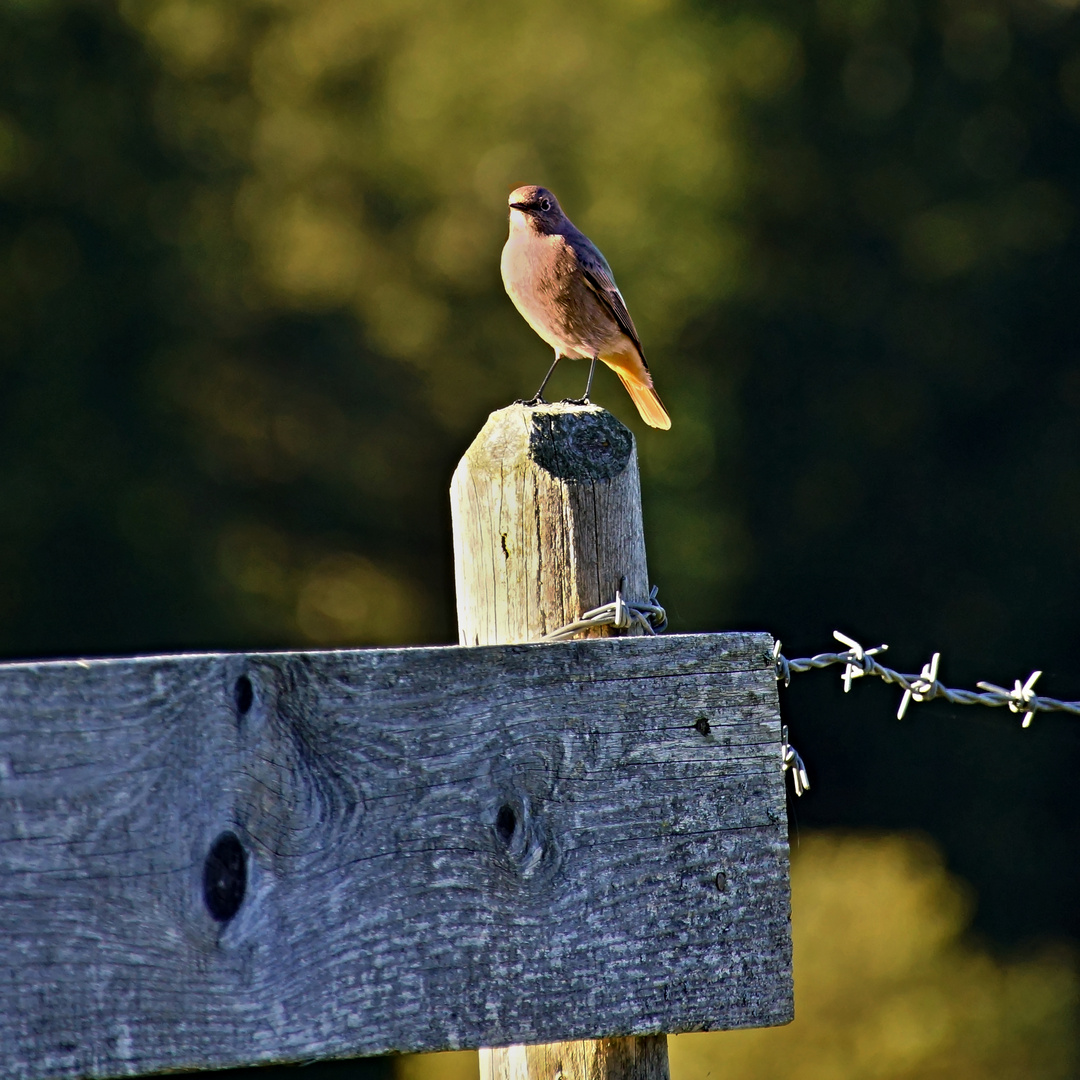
[0,633,791,1080]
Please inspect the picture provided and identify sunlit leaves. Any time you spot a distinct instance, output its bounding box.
[122,0,757,375]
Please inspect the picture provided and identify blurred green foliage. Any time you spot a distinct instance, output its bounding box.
[672,832,1077,1078]
[2,0,1080,982]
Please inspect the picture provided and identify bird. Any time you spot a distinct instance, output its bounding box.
[500,185,671,430]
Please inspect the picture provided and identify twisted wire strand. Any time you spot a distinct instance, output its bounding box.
[541,579,668,642]
[774,630,1080,797]
[774,631,1080,726]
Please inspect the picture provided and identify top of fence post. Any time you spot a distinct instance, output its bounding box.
[451,402,650,647]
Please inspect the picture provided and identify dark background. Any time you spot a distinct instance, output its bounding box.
[2,0,1078,979]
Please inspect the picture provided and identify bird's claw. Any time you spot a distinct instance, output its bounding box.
[560,396,591,406]
[514,395,547,407]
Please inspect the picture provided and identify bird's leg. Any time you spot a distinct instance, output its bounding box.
[562,356,596,406]
[516,354,560,407]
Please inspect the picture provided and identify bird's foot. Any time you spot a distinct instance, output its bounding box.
[514,395,547,408]
[560,396,591,407]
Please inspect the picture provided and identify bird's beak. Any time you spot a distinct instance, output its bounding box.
[509,202,530,212]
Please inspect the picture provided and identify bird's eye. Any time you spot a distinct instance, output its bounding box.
[539,197,551,211]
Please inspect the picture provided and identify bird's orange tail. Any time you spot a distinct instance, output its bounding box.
[618,374,671,429]
[601,349,672,430]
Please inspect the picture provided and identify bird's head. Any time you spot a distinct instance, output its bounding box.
[507,185,566,232]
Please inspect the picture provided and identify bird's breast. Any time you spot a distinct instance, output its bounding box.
[501,233,617,359]
[501,232,568,309]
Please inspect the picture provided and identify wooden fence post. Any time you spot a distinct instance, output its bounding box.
[450,402,670,1080]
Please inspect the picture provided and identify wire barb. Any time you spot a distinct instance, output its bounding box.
[781,724,810,797]
[897,652,940,720]
[976,670,1042,728]
[832,630,888,692]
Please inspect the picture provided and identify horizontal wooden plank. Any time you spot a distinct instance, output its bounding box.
[0,632,792,1080]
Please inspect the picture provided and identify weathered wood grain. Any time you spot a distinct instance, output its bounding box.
[0,633,790,1080]
[451,403,650,644]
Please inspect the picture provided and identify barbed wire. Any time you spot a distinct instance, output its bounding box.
[543,592,1077,800]
[541,578,667,641]
[775,630,1080,796]
[774,630,1080,724]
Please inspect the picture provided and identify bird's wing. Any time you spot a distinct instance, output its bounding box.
[570,238,649,366]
